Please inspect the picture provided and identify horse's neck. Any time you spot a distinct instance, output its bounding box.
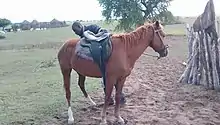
[125,26,153,66]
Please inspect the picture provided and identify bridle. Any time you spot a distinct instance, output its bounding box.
[144,26,168,59]
[154,29,168,52]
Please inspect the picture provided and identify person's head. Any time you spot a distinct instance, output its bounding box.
[72,21,84,35]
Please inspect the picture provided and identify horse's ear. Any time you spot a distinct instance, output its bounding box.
[148,20,153,23]
[155,21,160,27]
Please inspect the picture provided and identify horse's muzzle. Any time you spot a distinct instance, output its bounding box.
[158,45,168,58]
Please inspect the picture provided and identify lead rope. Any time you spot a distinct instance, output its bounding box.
[143,27,160,59]
[143,53,159,58]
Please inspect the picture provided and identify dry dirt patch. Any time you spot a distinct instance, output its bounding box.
[41,36,220,125]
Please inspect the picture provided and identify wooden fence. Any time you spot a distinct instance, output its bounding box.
[179,0,220,90]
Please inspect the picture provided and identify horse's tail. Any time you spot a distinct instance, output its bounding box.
[57,42,65,61]
[57,39,74,69]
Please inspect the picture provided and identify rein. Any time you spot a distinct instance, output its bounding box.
[143,44,169,60]
[143,52,161,59]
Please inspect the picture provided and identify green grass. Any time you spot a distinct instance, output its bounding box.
[0,26,102,125]
[164,24,186,36]
[0,21,187,125]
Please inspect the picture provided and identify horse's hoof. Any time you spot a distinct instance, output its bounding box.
[68,118,74,124]
[120,94,126,105]
[92,102,97,106]
[108,97,114,105]
[120,97,126,105]
[117,116,125,124]
[90,101,97,106]
[100,119,107,125]
[87,95,97,106]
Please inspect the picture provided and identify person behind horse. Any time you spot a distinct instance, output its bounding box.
[71,21,126,105]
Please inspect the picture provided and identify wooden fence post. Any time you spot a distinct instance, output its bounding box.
[217,20,220,36]
[179,0,220,90]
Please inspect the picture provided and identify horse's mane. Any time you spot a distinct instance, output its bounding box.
[112,23,153,48]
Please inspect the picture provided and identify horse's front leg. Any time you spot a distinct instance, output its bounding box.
[61,68,74,124]
[100,77,115,125]
[114,78,126,124]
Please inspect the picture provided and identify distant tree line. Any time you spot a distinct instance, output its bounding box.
[0,18,69,32]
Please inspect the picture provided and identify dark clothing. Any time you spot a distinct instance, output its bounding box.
[75,24,108,38]
[84,25,101,34]
[79,24,101,38]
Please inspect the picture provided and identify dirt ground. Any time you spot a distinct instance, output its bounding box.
[42,36,220,125]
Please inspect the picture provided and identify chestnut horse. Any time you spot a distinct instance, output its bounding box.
[57,21,168,124]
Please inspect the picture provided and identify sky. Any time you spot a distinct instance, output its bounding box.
[0,0,219,23]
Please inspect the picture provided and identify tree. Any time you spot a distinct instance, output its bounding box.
[98,0,173,31]
[12,24,20,32]
[0,18,11,29]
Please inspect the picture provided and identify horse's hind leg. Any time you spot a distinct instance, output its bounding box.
[61,68,74,124]
[77,73,96,105]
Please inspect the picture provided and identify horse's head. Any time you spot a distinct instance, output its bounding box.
[148,21,168,58]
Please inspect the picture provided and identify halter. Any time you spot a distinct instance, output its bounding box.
[145,26,168,59]
[154,29,168,51]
